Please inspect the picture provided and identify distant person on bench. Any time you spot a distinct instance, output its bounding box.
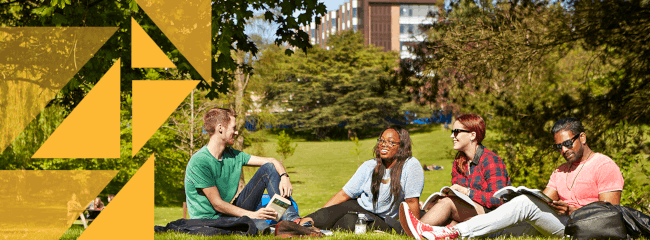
[303,125,424,233]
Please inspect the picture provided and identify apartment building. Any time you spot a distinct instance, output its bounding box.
[300,0,438,58]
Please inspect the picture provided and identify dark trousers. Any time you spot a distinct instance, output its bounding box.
[306,199,403,233]
[221,162,300,230]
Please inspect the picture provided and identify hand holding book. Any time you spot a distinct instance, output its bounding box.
[448,184,470,196]
[267,195,293,221]
[421,186,476,210]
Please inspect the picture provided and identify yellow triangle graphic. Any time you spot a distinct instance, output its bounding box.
[32,59,121,159]
[0,170,118,240]
[0,27,117,154]
[79,154,154,240]
[131,18,176,69]
[132,80,199,156]
[135,0,211,81]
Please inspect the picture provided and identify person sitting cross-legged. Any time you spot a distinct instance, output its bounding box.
[303,125,425,233]
[401,117,624,239]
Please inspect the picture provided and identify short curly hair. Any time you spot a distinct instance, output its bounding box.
[203,108,237,136]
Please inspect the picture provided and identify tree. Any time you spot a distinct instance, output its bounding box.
[1,0,327,206]
[350,136,363,167]
[275,130,296,162]
[400,0,650,211]
[261,31,409,139]
[1,0,327,106]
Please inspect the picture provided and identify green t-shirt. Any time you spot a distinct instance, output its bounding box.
[184,146,251,219]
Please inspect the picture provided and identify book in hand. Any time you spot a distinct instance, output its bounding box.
[492,186,553,204]
[421,186,476,210]
[267,194,292,221]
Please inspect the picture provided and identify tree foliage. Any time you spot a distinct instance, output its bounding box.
[275,130,296,162]
[259,31,409,139]
[1,0,326,106]
[401,0,650,211]
[1,0,326,206]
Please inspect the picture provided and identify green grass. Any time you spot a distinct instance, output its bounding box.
[248,125,456,215]
[60,125,582,239]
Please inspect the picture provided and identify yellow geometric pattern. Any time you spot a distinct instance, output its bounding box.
[3,1,214,238]
[79,154,155,240]
[0,170,118,240]
[132,80,200,156]
[135,0,212,82]
[0,27,117,153]
[32,59,121,159]
[131,18,176,69]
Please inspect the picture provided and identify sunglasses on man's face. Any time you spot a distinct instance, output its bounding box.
[553,134,580,151]
[451,129,471,137]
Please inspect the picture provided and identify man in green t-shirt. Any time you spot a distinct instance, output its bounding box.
[184,107,311,230]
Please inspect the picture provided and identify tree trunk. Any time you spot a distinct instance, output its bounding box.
[233,52,250,198]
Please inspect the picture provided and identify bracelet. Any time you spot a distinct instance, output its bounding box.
[280,173,289,178]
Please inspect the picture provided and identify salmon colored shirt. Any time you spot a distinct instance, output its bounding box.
[546,153,624,208]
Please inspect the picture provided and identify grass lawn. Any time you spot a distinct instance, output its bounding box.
[251,125,457,215]
[60,125,573,239]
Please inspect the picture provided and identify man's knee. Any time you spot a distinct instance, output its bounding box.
[260,162,276,173]
[508,195,536,209]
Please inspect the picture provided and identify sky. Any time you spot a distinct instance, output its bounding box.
[320,0,348,11]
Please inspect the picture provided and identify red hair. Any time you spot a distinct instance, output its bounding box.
[453,114,486,174]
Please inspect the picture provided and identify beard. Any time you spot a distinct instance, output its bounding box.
[563,143,584,163]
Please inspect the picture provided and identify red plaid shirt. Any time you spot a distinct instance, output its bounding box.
[451,145,511,209]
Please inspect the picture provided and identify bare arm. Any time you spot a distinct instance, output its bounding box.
[202,186,251,217]
[202,186,277,219]
[542,187,560,201]
[599,191,621,205]
[247,155,288,175]
[247,155,292,197]
[405,197,420,219]
[322,189,352,208]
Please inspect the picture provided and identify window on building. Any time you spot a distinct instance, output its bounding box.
[400,25,404,34]
[353,8,357,17]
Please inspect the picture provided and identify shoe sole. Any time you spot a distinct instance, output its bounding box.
[400,202,420,239]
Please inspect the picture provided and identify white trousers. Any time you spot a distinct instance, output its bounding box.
[455,195,569,238]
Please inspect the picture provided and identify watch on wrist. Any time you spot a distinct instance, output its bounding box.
[280,173,289,178]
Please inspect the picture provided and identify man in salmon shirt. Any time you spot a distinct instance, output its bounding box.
[401,117,624,239]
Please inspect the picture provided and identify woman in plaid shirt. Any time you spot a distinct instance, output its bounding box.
[400,114,511,239]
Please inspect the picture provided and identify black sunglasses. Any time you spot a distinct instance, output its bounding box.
[451,129,471,137]
[553,134,581,151]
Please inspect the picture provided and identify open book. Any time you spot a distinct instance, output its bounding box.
[493,186,553,204]
[421,186,476,210]
[267,195,292,221]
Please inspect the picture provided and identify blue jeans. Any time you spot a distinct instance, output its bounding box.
[219,162,300,231]
[455,195,569,238]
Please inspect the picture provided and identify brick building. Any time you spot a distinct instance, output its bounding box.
[300,0,438,58]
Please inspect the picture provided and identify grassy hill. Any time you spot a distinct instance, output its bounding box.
[245,125,456,216]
